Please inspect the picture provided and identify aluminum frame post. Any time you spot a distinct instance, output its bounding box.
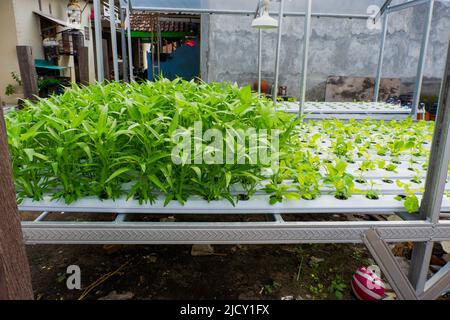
[409,39,450,293]
[126,3,134,81]
[119,6,129,81]
[93,0,104,82]
[109,0,119,82]
[362,229,419,300]
[374,13,389,102]
[258,29,262,94]
[299,0,312,116]
[420,262,450,300]
[411,0,434,118]
[387,0,430,14]
[273,0,285,103]
[373,0,393,24]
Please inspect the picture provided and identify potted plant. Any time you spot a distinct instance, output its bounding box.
[4,72,24,105]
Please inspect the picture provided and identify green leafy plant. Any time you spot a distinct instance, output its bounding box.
[4,72,22,96]
[295,152,322,200]
[324,159,355,200]
[5,83,439,210]
[328,275,347,300]
[395,180,420,213]
[6,79,298,205]
[309,273,327,299]
[385,163,398,172]
[365,180,380,200]
[261,280,281,295]
[356,159,375,184]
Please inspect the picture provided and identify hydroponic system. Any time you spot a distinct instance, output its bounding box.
[3,0,449,300]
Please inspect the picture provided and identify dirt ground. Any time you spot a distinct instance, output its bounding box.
[23,212,449,300]
[27,243,374,300]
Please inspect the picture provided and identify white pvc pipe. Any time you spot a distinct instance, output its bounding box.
[109,0,119,81]
[93,0,104,82]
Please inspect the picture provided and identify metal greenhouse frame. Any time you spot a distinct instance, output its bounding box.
[16,0,450,300]
[95,0,437,117]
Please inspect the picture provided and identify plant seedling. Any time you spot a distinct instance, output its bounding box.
[324,159,355,200]
[395,180,420,213]
[328,275,347,300]
[365,180,380,200]
[385,163,398,173]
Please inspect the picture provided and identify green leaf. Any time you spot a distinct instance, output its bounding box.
[191,166,201,180]
[105,167,131,183]
[168,110,179,135]
[20,121,44,141]
[284,192,301,200]
[239,86,252,105]
[76,142,92,162]
[164,194,174,207]
[404,195,419,213]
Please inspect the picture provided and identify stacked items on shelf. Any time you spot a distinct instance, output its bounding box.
[5,80,449,215]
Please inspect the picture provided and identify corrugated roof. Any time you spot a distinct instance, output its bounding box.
[130,12,197,32]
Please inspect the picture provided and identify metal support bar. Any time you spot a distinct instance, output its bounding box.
[258,29,262,94]
[115,214,127,223]
[373,0,393,24]
[273,214,284,223]
[109,0,119,81]
[411,0,434,117]
[420,262,450,300]
[34,211,49,222]
[387,0,430,14]
[21,219,450,245]
[410,38,450,293]
[373,14,389,102]
[273,0,285,103]
[131,7,370,19]
[362,229,419,300]
[299,0,312,116]
[126,3,134,81]
[119,7,129,81]
[93,0,104,82]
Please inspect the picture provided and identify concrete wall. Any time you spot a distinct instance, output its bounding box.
[0,0,96,104]
[203,1,450,100]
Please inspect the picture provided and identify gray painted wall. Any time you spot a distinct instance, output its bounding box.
[201,1,450,100]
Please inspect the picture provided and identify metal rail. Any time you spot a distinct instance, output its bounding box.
[299,0,312,116]
[93,0,104,82]
[273,0,285,103]
[130,7,371,19]
[21,218,450,245]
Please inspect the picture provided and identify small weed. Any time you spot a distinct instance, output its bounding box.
[261,280,281,296]
[56,272,66,284]
[309,273,327,299]
[328,275,347,300]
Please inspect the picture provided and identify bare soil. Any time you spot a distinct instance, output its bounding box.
[27,243,372,300]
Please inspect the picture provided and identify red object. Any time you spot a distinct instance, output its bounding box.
[351,266,385,300]
[253,80,270,94]
[184,40,196,47]
[90,8,94,20]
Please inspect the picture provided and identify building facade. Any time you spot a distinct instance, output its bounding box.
[0,0,96,104]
